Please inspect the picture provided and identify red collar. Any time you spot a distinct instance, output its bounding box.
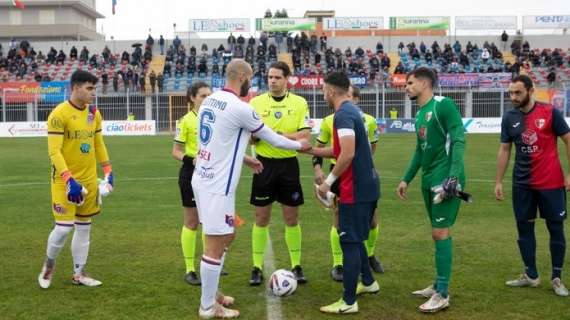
[222,87,238,96]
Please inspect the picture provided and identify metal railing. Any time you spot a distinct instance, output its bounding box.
[2,86,568,133]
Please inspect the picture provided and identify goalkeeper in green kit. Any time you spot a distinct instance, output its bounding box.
[396,67,466,313]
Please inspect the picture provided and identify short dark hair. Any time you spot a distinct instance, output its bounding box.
[70,70,98,88]
[187,81,210,106]
[406,67,438,88]
[511,74,533,90]
[269,61,291,77]
[350,85,360,99]
[324,72,350,92]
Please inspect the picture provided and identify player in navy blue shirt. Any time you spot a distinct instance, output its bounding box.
[496,75,570,296]
[310,72,380,314]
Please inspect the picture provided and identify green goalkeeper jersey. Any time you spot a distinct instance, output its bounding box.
[402,96,466,189]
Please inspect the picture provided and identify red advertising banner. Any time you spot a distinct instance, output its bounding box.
[391,74,407,87]
[288,75,324,89]
[0,82,40,103]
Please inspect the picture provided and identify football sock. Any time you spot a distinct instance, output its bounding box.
[181,226,198,273]
[546,220,566,280]
[71,222,91,276]
[330,227,343,267]
[435,237,452,298]
[359,242,375,286]
[516,220,538,279]
[252,224,268,269]
[366,226,379,257]
[46,224,73,266]
[285,224,302,268]
[340,242,360,305]
[200,255,222,310]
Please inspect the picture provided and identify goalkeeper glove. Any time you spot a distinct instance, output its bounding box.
[66,177,87,205]
[442,176,459,199]
[102,164,113,191]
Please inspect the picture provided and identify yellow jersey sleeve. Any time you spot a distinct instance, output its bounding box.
[94,110,110,166]
[47,106,69,179]
[365,114,379,144]
[297,99,311,131]
[317,114,333,145]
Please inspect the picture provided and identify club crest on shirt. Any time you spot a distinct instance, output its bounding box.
[225,214,235,227]
[87,112,95,124]
[535,118,545,129]
[425,112,433,122]
[522,129,538,145]
[274,111,282,119]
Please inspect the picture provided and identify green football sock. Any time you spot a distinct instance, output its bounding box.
[285,224,302,268]
[435,237,452,298]
[252,224,269,269]
[181,226,198,273]
[366,226,379,257]
[330,227,343,267]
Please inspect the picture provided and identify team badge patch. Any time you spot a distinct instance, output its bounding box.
[419,126,427,140]
[53,203,66,214]
[80,143,91,154]
[291,192,300,201]
[522,129,538,145]
[535,118,545,129]
[274,111,282,119]
[225,214,235,227]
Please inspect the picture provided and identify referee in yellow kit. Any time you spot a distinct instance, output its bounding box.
[249,61,311,285]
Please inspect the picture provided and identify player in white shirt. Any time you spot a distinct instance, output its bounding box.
[193,59,311,319]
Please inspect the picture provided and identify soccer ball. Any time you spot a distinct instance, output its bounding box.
[269,269,297,297]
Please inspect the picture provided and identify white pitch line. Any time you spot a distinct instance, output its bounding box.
[264,236,283,320]
[0,175,511,188]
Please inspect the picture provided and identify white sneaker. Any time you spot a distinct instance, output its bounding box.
[419,293,450,313]
[356,280,380,295]
[412,284,436,298]
[72,273,102,287]
[552,278,569,297]
[38,263,55,289]
[505,274,540,287]
[199,303,240,319]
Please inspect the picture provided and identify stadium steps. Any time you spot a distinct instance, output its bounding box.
[502,51,516,64]
[278,53,294,73]
[388,52,400,74]
[146,55,166,92]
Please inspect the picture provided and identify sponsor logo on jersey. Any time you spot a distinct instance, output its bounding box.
[198,149,212,161]
[521,129,538,145]
[225,214,235,227]
[66,130,95,140]
[425,112,433,122]
[53,203,66,214]
[535,118,546,129]
[80,143,91,154]
[196,166,215,179]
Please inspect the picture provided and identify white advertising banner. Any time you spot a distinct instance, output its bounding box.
[323,17,384,30]
[0,121,156,137]
[455,16,517,30]
[189,19,250,32]
[523,15,570,29]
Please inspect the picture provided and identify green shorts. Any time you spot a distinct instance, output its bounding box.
[421,188,461,228]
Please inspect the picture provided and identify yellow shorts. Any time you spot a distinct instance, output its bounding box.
[51,179,100,223]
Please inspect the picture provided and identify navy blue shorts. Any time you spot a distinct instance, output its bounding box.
[338,201,376,243]
[512,186,567,221]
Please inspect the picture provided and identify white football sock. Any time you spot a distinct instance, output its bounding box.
[46,224,73,264]
[71,222,92,276]
[200,255,222,310]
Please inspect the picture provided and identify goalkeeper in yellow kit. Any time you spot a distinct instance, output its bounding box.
[38,70,114,289]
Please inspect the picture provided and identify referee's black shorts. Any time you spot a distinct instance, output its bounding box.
[178,160,196,208]
[250,155,304,207]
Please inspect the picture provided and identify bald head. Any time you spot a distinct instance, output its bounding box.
[225,59,253,97]
[226,59,252,81]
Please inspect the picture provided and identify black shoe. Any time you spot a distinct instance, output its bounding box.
[292,265,307,284]
[369,256,384,274]
[221,268,229,276]
[330,265,343,282]
[185,271,201,286]
[249,267,263,286]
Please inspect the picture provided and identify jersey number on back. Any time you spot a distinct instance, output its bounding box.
[199,109,216,145]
